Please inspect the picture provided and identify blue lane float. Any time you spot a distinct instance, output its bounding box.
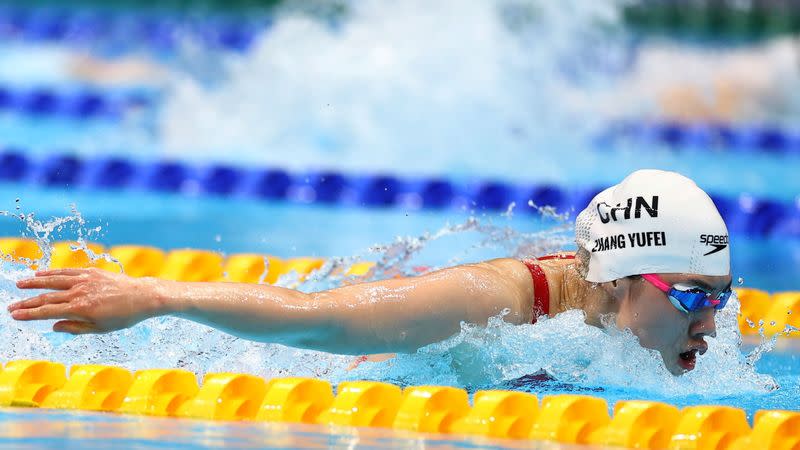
[598,121,800,154]
[86,157,137,189]
[0,149,797,238]
[1,81,799,157]
[0,150,29,182]
[0,84,153,120]
[419,179,455,209]
[309,172,348,204]
[0,7,262,52]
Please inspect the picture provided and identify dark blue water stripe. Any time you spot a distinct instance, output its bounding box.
[0,85,153,120]
[2,82,798,156]
[596,121,800,155]
[0,149,797,238]
[0,7,263,52]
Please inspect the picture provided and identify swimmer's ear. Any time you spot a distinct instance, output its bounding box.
[597,280,617,298]
[600,278,629,302]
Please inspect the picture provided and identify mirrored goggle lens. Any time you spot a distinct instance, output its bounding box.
[671,288,732,312]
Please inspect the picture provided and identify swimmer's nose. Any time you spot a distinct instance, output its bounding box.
[689,307,717,340]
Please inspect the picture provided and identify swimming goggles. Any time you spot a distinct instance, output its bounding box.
[640,274,732,314]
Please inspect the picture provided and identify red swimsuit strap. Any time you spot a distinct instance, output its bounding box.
[522,254,575,324]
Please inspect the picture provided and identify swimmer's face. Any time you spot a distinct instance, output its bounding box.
[612,273,732,375]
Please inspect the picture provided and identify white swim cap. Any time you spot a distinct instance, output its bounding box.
[575,169,730,283]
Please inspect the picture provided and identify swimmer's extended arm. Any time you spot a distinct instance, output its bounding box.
[8,259,535,354]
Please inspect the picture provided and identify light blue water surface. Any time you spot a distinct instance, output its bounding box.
[0,186,797,411]
[0,4,799,446]
[0,184,796,290]
[0,408,558,449]
[0,141,797,450]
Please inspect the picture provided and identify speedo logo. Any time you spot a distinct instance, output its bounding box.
[700,234,728,256]
[597,196,659,224]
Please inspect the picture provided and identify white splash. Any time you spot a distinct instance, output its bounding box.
[0,204,117,270]
[344,304,777,397]
[159,0,624,180]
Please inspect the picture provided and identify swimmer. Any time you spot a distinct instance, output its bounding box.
[7,169,732,375]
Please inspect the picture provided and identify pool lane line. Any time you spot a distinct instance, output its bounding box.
[0,150,797,238]
[596,120,800,155]
[0,84,153,120]
[2,238,798,338]
[0,6,265,53]
[2,81,800,156]
[0,238,366,285]
[0,359,797,447]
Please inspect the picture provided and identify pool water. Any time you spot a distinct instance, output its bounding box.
[0,185,797,291]
[0,0,798,448]
[0,187,797,419]
[0,407,560,449]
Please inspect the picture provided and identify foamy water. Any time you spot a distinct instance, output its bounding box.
[344,302,778,397]
[158,0,625,181]
[152,0,800,198]
[2,1,797,199]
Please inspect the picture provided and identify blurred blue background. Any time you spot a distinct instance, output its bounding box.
[0,4,798,447]
[0,0,797,289]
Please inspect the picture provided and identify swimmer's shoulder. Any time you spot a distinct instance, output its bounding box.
[478,258,540,323]
[481,253,577,320]
[482,252,577,274]
[455,258,534,292]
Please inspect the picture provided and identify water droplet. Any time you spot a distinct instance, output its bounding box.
[737,277,744,285]
[214,234,222,243]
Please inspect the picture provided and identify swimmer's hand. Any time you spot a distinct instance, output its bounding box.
[9,268,165,334]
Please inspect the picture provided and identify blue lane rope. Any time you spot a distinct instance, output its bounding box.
[1,82,799,156]
[596,121,800,155]
[0,149,797,238]
[0,7,263,52]
[0,84,153,120]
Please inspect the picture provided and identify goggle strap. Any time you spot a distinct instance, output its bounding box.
[644,273,731,313]
[641,274,671,292]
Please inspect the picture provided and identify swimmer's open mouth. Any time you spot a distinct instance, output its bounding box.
[678,349,698,371]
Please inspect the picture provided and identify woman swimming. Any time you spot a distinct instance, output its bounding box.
[7,169,732,375]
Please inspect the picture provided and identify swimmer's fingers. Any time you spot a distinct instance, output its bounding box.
[16,274,86,290]
[53,320,98,335]
[9,303,81,322]
[7,290,74,312]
